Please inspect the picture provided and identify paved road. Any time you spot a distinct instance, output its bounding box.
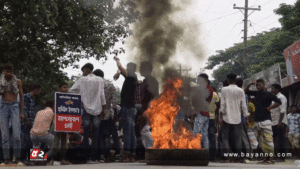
[9,159,299,169]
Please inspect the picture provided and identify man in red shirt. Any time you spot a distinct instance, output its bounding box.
[191,73,213,151]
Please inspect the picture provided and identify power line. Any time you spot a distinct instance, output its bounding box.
[255,20,279,32]
[251,7,299,30]
[256,13,275,23]
[249,20,257,33]
[261,0,284,6]
[185,7,232,14]
[212,0,299,55]
[202,0,236,41]
[217,19,243,46]
[234,30,244,42]
[199,11,240,25]
[249,21,264,28]
[210,9,298,63]
[254,0,300,27]
[234,25,300,73]
[199,1,214,22]
[234,0,261,77]
[250,0,259,7]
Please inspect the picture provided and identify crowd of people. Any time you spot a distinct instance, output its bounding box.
[212,73,300,164]
[0,60,299,166]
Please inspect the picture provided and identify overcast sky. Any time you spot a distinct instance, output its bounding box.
[63,0,296,89]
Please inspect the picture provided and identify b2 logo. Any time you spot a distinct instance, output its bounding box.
[30,149,47,161]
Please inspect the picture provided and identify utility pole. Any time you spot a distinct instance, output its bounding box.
[178,64,192,76]
[234,0,260,78]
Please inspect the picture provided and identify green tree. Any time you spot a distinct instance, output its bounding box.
[206,28,296,87]
[275,0,300,38]
[0,0,137,103]
[206,1,300,86]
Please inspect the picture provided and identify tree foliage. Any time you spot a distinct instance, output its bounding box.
[0,0,138,103]
[275,0,300,38]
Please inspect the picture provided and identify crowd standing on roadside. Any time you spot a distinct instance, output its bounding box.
[0,62,299,166]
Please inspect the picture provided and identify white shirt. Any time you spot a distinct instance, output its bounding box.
[271,92,287,126]
[220,84,249,124]
[69,74,106,116]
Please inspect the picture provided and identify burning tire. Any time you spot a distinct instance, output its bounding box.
[145,149,209,166]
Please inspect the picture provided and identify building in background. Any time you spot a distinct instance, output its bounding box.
[283,40,300,109]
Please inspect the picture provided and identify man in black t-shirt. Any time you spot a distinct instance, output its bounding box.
[244,78,281,164]
[113,56,137,162]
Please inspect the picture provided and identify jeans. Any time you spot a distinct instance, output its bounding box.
[99,118,120,159]
[222,122,242,157]
[120,107,137,154]
[83,112,101,160]
[0,102,21,159]
[20,126,33,161]
[30,133,54,157]
[208,119,216,160]
[193,114,209,150]
[272,124,287,159]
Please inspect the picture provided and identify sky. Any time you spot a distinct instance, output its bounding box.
[63,0,297,89]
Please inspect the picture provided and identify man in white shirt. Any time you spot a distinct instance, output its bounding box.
[236,78,252,160]
[220,73,248,162]
[69,63,106,163]
[270,84,287,162]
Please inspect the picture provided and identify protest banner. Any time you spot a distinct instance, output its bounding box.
[55,92,81,132]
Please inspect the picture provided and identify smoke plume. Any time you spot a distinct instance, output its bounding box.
[127,0,205,81]
[127,0,209,130]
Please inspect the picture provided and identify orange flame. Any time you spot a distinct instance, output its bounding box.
[145,77,202,149]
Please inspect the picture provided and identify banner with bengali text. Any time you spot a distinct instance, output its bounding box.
[55,92,81,132]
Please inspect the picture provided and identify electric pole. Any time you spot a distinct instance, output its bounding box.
[234,0,260,78]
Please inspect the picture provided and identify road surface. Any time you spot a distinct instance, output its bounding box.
[7,159,299,168]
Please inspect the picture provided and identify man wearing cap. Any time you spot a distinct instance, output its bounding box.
[69,63,106,163]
